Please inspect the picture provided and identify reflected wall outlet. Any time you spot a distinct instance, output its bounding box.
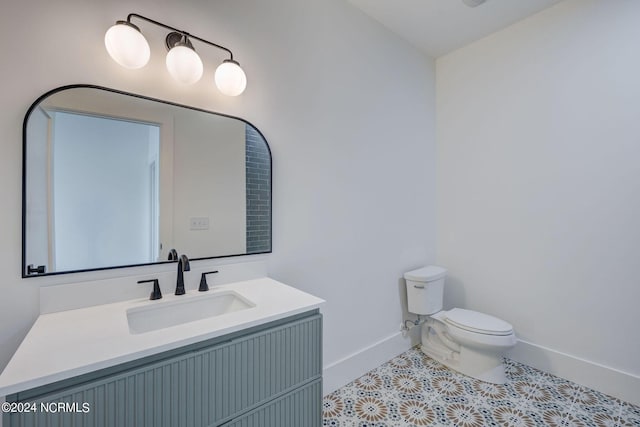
[190,217,210,230]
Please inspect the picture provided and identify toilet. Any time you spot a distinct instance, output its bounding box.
[404,265,516,384]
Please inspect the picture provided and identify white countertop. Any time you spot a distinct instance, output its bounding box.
[0,278,324,397]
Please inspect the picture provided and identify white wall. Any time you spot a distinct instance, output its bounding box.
[0,0,436,394]
[24,107,51,271]
[437,0,640,402]
[172,111,246,258]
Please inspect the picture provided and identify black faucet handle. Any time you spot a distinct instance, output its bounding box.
[168,249,178,261]
[138,279,162,300]
[199,270,219,292]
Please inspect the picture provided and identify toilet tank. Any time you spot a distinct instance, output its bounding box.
[404,265,447,315]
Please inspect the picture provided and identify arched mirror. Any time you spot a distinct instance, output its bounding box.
[22,85,271,277]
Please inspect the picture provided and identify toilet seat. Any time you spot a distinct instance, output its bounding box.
[443,308,513,336]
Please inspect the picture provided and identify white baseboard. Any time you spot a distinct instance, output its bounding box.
[508,339,640,406]
[322,332,639,406]
[323,332,412,396]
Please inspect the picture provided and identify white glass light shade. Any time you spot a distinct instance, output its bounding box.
[214,60,247,96]
[165,45,203,85]
[104,22,150,69]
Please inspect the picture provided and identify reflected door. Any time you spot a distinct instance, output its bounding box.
[49,112,160,271]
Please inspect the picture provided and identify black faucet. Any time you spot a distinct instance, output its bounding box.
[175,254,190,295]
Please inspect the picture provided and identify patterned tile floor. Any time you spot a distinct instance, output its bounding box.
[322,348,640,427]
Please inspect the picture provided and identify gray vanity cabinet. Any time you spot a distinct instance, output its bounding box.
[3,311,322,427]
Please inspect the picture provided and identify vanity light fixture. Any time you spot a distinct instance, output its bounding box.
[105,13,247,96]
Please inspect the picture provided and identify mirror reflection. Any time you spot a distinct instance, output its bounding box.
[23,85,271,277]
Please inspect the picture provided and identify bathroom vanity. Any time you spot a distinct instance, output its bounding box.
[5,84,321,425]
[0,278,324,427]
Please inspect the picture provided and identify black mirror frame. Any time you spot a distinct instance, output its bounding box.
[22,84,272,278]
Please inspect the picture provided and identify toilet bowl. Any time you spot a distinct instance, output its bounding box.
[404,266,516,384]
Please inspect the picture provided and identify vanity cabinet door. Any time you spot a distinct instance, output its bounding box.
[4,312,322,427]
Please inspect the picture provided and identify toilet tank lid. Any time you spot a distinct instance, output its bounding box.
[404,265,447,282]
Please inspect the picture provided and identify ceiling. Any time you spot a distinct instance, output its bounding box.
[348,0,563,57]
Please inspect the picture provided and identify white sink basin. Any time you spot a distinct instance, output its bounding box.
[127,291,255,334]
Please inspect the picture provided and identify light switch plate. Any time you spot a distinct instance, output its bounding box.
[190,217,210,230]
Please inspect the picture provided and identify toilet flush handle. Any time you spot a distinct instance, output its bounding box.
[414,284,425,289]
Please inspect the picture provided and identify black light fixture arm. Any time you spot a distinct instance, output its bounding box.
[126,13,235,61]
